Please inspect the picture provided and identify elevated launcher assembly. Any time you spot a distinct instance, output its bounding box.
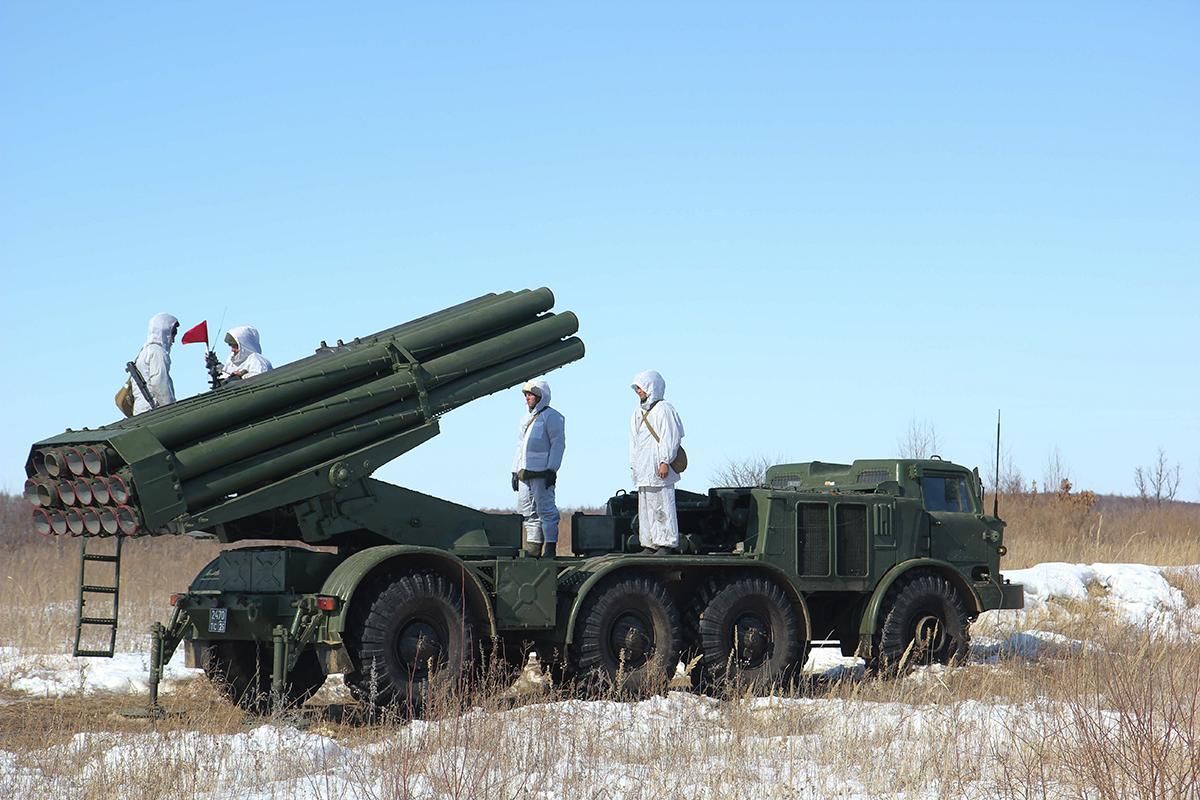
[25,288,582,548]
[23,286,1022,715]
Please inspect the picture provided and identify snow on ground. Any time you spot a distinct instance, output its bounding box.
[0,645,200,699]
[1,561,1197,800]
[1006,562,1191,628]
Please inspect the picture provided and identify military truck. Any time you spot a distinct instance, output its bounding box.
[23,287,1023,713]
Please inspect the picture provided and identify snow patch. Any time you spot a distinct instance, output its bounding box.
[0,644,201,698]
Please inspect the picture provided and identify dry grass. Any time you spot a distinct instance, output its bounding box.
[997,489,1200,568]
[1,535,220,653]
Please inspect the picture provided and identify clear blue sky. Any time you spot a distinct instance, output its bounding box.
[2,3,1197,510]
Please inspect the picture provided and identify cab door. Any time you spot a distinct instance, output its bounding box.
[920,471,988,566]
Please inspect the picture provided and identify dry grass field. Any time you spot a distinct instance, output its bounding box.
[998,487,1200,569]
[2,489,1199,798]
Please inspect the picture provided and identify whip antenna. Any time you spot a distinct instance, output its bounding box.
[993,409,1001,517]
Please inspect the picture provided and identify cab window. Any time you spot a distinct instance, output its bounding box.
[921,474,975,513]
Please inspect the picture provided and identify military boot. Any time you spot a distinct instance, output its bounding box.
[523,540,541,557]
[541,542,557,558]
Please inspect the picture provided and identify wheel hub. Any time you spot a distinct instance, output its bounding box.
[397,619,445,672]
[609,611,653,668]
[913,614,947,654]
[733,613,771,666]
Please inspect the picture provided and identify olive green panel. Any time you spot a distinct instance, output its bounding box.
[931,512,991,564]
[493,559,557,629]
[857,558,984,636]
[106,428,189,531]
[571,513,630,553]
[314,478,521,552]
[319,545,497,638]
[216,548,341,593]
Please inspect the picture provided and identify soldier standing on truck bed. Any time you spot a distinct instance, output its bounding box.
[629,370,686,555]
[512,379,566,558]
[131,313,179,415]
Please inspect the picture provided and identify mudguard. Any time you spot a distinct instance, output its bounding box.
[858,558,984,637]
[320,545,497,638]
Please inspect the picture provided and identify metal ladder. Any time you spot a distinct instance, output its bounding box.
[73,535,123,657]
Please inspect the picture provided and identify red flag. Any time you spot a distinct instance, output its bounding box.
[181,320,209,346]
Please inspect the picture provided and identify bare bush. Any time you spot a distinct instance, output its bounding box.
[1060,630,1200,800]
[1042,447,1071,496]
[898,418,940,459]
[710,454,777,487]
[1135,447,1182,507]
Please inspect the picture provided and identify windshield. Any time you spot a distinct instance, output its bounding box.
[921,474,976,513]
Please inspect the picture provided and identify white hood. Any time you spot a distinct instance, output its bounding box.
[522,379,552,414]
[227,325,263,366]
[146,313,179,352]
[631,370,665,411]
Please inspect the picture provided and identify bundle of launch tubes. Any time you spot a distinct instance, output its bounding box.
[24,287,584,538]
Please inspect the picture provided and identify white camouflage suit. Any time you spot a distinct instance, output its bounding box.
[512,379,566,550]
[132,313,178,415]
[222,325,274,379]
[629,370,685,549]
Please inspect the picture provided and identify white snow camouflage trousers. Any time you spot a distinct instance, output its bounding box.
[637,485,679,548]
[518,476,559,544]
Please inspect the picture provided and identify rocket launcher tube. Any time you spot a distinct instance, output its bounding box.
[180,337,583,510]
[94,293,498,440]
[32,509,53,536]
[169,311,579,480]
[128,289,557,448]
[43,450,68,477]
[363,291,511,343]
[90,477,111,505]
[23,479,45,507]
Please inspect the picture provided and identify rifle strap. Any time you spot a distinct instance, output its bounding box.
[126,360,156,409]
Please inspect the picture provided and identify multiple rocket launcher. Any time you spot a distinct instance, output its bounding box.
[24,288,584,540]
[26,446,135,536]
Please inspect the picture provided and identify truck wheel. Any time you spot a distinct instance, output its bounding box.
[571,575,682,696]
[697,576,804,690]
[873,572,970,674]
[203,641,325,713]
[344,571,477,715]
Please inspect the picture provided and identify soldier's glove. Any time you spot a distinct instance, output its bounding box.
[511,472,519,492]
[545,470,557,488]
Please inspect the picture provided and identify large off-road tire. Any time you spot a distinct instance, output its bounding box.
[872,572,970,674]
[202,641,325,713]
[696,575,805,691]
[570,575,682,697]
[344,571,478,715]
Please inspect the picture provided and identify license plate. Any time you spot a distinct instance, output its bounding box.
[208,608,228,633]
